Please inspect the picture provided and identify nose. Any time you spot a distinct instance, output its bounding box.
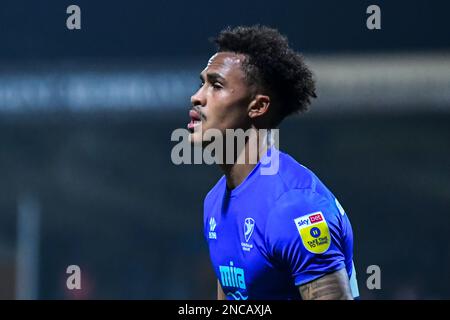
[190,86,206,107]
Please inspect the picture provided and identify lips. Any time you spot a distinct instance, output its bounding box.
[187,109,202,131]
[189,109,201,121]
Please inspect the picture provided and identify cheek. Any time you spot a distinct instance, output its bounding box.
[214,107,248,132]
[204,94,227,121]
[205,90,250,128]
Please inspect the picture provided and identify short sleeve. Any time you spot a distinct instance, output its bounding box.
[265,188,348,286]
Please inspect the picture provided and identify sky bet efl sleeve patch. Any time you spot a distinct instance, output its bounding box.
[293,211,331,254]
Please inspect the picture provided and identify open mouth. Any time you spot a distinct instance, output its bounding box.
[187,109,202,132]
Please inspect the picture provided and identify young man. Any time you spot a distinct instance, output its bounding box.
[188,25,359,300]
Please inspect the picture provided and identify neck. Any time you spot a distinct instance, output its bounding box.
[219,128,271,190]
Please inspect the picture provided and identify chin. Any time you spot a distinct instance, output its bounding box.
[188,131,203,145]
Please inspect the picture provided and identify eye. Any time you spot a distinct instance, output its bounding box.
[212,82,223,90]
[198,81,205,88]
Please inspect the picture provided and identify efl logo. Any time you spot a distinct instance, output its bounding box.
[309,213,323,224]
[294,211,331,254]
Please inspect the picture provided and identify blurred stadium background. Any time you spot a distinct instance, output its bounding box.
[0,0,449,299]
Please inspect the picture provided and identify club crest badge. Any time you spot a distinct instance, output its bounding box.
[244,218,255,242]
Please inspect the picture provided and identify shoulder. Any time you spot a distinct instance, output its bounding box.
[204,175,226,207]
[272,149,326,193]
[203,176,226,235]
[264,187,344,251]
[267,188,339,228]
[271,150,347,222]
[256,149,335,210]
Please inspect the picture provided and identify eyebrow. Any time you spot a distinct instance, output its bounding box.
[200,72,226,84]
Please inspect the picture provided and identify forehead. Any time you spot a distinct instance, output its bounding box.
[201,52,246,78]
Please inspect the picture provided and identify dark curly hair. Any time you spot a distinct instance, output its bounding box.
[213,25,316,126]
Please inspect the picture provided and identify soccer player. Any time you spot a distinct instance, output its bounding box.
[188,25,359,300]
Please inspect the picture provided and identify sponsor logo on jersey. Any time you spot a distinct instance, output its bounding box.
[294,211,331,254]
[219,261,248,300]
[309,213,323,223]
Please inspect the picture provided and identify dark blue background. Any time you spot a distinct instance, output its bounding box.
[0,0,448,60]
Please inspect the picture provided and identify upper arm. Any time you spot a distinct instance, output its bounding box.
[266,189,355,291]
[298,268,353,300]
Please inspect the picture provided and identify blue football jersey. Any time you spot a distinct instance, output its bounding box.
[203,147,359,300]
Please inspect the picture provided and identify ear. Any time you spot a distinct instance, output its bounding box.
[248,94,270,119]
